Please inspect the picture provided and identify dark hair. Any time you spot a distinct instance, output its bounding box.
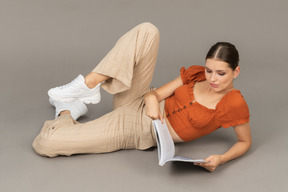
[205,42,239,70]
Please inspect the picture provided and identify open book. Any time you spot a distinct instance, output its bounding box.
[152,119,208,166]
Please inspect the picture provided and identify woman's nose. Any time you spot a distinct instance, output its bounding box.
[210,73,217,82]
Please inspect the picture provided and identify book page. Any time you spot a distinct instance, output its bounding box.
[153,120,175,165]
[153,120,208,166]
[164,156,209,164]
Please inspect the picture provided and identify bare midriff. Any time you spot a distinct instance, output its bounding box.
[163,110,184,143]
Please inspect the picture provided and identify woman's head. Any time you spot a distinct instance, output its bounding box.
[205,42,239,70]
[204,42,240,93]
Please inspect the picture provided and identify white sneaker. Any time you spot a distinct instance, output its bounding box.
[49,98,88,120]
[48,74,101,104]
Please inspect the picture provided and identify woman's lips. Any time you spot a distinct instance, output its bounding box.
[210,83,219,88]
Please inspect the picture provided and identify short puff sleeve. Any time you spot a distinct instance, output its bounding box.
[180,65,206,84]
[217,91,250,128]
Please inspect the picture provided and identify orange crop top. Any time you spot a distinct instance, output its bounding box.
[165,65,250,142]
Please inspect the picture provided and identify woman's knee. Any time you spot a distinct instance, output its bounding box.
[32,127,65,157]
[138,22,160,36]
[32,117,76,157]
[32,135,58,157]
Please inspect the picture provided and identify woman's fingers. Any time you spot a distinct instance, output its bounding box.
[146,108,163,122]
[159,113,164,124]
[194,156,220,172]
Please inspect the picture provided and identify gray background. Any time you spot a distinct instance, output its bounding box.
[1,0,287,191]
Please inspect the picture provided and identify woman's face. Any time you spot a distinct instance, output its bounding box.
[205,58,240,93]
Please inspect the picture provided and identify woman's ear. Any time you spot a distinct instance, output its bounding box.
[234,66,240,78]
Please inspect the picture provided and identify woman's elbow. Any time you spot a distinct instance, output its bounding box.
[243,138,252,152]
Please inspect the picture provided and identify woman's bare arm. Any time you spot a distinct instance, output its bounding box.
[144,76,183,122]
[220,122,252,164]
[154,76,183,101]
[195,122,252,172]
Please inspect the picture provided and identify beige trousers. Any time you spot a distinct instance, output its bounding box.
[32,22,163,157]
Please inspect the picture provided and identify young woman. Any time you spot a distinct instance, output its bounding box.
[33,22,251,172]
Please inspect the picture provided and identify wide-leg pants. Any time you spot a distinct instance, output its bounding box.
[32,22,164,157]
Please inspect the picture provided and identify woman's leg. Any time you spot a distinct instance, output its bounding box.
[48,22,159,107]
[91,22,160,108]
[34,23,160,157]
[84,73,109,89]
[32,106,156,157]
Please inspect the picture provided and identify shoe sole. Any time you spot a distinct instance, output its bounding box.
[79,96,101,104]
[49,93,100,104]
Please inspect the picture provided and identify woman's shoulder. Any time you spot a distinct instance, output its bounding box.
[217,90,250,128]
[224,90,248,108]
[217,89,250,116]
[180,65,206,84]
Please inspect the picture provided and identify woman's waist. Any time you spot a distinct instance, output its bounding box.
[163,110,184,143]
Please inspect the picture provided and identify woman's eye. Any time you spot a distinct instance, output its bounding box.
[206,70,212,73]
[219,73,225,76]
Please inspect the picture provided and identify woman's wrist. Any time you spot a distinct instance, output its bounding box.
[219,154,236,165]
[144,90,160,102]
[219,154,227,165]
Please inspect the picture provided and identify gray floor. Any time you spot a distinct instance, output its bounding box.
[1,0,287,191]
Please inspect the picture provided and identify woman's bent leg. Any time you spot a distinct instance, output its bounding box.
[48,23,159,106]
[32,107,156,157]
[34,23,160,157]
[91,22,160,108]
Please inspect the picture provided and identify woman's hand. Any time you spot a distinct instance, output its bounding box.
[143,76,183,123]
[194,155,223,172]
[144,91,163,123]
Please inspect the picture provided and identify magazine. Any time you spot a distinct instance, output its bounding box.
[152,119,208,166]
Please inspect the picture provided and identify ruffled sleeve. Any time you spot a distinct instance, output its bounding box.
[217,91,250,128]
[180,65,206,84]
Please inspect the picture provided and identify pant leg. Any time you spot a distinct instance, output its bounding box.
[92,22,160,109]
[32,23,160,158]
[32,106,157,158]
